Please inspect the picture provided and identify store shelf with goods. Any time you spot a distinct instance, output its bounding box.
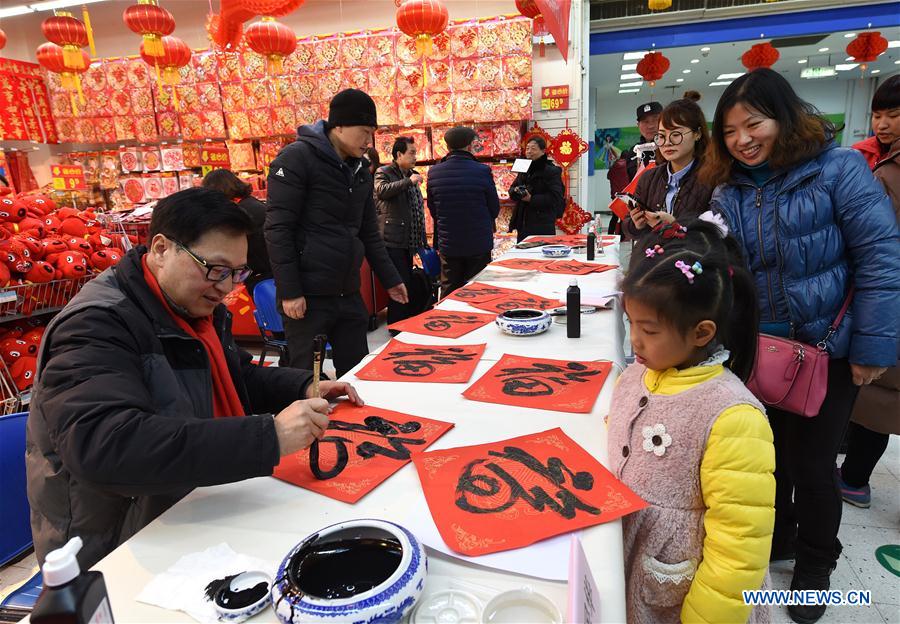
[0,275,96,323]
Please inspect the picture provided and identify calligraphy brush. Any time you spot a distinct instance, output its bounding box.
[311,334,327,398]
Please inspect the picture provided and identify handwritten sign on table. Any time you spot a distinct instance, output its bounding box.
[540,260,607,275]
[388,310,497,338]
[463,355,613,413]
[273,403,453,503]
[445,282,517,305]
[470,292,563,314]
[356,340,486,383]
[491,258,552,271]
[412,427,646,556]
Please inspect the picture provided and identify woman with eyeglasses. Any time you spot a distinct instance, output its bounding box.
[702,69,899,624]
[624,92,713,240]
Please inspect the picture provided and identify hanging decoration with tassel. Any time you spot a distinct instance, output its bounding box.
[514,0,548,57]
[140,35,191,110]
[36,42,90,114]
[123,0,176,59]
[245,16,296,103]
[41,11,89,71]
[0,28,7,55]
[846,31,888,74]
[396,0,448,87]
[82,5,96,57]
[636,51,670,88]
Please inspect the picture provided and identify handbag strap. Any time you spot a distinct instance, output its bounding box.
[817,286,854,350]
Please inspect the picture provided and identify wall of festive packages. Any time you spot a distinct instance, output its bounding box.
[42,15,534,211]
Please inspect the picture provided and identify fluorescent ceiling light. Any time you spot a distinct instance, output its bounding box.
[618,89,640,94]
[798,59,808,64]
[623,51,649,61]
[700,47,711,52]
[709,81,733,86]
[717,72,745,80]
[676,78,684,82]
[30,0,105,10]
[619,81,643,87]
[682,69,691,74]
[844,33,856,38]
[690,59,700,64]
[621,63,637,71]
[818,47,829,52]
[889,41,900,48]
[870,69,881,74]
[0,5,31,17]
[835,63,859,70]
[620,73,642,80]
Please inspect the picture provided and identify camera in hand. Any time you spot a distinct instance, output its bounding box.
[514,185,530,197]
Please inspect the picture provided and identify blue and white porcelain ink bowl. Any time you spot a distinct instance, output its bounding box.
[496,309,552,336]
[212,570,272,621]
[271,519,427,624]
[541,244,571,258]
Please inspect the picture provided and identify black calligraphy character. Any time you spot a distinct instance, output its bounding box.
[454,445,600,519]
[310,416,427,479]
[496,362,600,396]
[384,346,477,376]
[454,286,504,300]
[423,313,482,332]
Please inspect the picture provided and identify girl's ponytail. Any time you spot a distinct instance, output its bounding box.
[725,263,759,381]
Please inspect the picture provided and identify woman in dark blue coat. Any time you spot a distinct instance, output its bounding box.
[703,69,900,624]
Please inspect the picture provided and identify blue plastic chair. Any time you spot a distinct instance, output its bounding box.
[0,412,32,567]
[251,279,289,366]
[0,568,43,613]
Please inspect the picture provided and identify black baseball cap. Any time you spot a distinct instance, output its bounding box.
[636,102,663,121]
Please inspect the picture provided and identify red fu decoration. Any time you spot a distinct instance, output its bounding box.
[514,0,548,57]
[742,42,779,71]
[846,32,888,72]
[123,0,176,59]
[636,51,670,87]
[41,12,89,71]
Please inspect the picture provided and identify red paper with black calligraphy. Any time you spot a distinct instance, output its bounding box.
[273,403,454,504]
[463,355,613,413]
[469,291,562,314]
[388,310,497,339]
[445,282,517,305]
[413,427,647,555]
[491,258,551,271]
[540,260,610,276]
[356,340,486,384]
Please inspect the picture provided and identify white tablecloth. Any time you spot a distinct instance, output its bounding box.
[82,241,629,623]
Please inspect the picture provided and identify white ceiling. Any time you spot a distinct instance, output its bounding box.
[590,27,900,99]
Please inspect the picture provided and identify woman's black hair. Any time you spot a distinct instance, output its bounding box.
[527,136,547,151]
[623,218,759,380]
[201,168,252,200]
[871,74,900,112]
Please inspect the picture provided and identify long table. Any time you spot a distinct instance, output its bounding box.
[82,240,629,623]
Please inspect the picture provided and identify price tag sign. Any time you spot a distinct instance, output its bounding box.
[200,146,230,177]
[541,85,570,111]
[50,164,87,191]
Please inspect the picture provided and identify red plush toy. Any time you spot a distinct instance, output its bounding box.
[1,338,31,364]
[91,248,122,271]
[10,356,37,391]
[14,235,43,260]
[0,197,27,222]
[25,261,56,283]
[52,251,90,280]
[43,215,61,233]
[22,327,45,348]
[0,263,10,288]
[56,207,79,220]
[41,237,68,258]
[2,242,34,274]
[65,236,93,254]
[21,195,57,215]
[60,217,88,238]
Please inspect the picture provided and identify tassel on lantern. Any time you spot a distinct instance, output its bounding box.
[82,5,96,56]
[143,33,164,57]
[62,44,86,70]
[415,33,433,56]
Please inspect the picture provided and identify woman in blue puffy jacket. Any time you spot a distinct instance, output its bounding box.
[702,68,900,624]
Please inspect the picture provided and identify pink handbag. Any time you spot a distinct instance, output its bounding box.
[746,289,853,417]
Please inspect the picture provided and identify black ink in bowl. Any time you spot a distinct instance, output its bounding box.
[207,570,271,611]
[500,309,545,320]
[287,529,403,600]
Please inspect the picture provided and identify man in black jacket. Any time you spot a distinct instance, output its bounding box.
[265,89,407,377]
[426,126,500,296]
[26,188,362,569]
[374,136,426,325]
[606,101,661,233]
[508,137,565,242]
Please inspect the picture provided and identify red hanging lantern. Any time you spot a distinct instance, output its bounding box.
[396,0,449,57]
[636,51,670,87]
[37,42,90,113]
[741,42,780,71]
[515,0,548,57]
[140,35,191,109]
[123,1,176,58]
[245,16,296,75]
[41,12,89,71]
[0,29,6,52]
[846,31,888,72]
[208,0,306,51]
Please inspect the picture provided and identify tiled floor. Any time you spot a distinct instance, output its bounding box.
[3,313,898,624]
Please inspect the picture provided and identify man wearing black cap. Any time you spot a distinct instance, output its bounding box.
[426,126,500,297]
[265,88,407,377]
[606,101,662,233]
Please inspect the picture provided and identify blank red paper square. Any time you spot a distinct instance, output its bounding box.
[463,355,613,413]
[445,282,517,304]
[356,339,486,383]
[470,292,562,314]
[388,310,497,338]
[413,427,647,555]
[273,403,454,503]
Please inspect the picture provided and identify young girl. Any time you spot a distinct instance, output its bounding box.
[607,218,775,623]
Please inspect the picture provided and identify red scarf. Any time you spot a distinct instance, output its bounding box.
[142,255,245,418]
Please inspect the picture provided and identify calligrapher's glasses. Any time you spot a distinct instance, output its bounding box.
[653,131,691,147]
[174,241,252,283]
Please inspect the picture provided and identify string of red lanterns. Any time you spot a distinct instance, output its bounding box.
[636,51,670,87]
[123,0,176,59]
[41,11,89,71]
[139,35,191,109]
[36,42,90,114]
[846,31,888,73]
[244,16,297,76]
